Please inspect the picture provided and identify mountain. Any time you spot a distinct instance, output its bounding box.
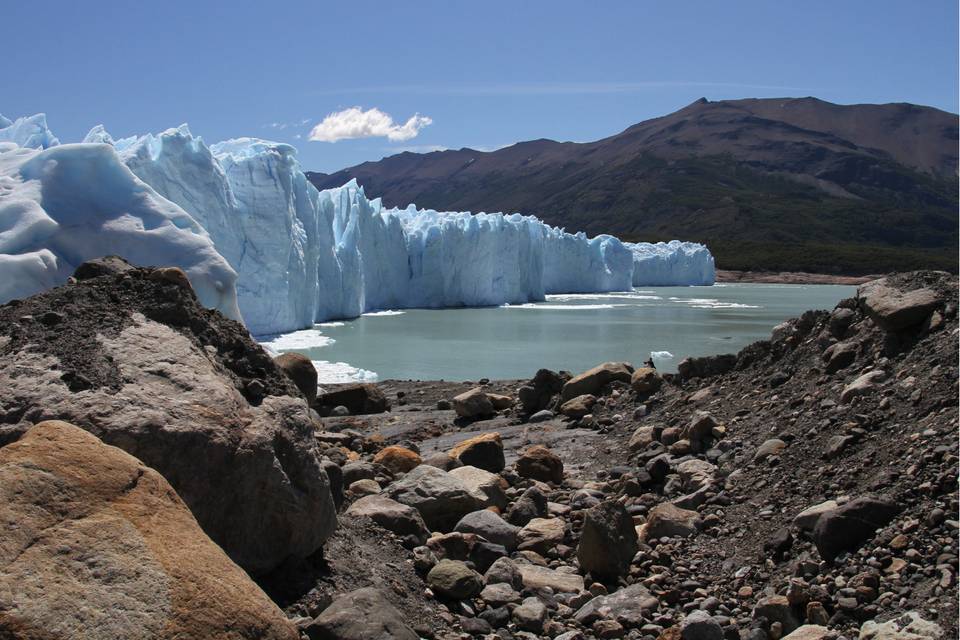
[308,97,959,275]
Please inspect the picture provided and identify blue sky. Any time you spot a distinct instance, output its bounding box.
[4,1,958,172]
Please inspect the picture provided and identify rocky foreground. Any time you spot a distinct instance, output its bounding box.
[0,263,956,640]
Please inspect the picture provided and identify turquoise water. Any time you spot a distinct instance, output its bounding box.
[261,283,856,382]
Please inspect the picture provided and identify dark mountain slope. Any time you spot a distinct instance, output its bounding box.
[308,98,958,275]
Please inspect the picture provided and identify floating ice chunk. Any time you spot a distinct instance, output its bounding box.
[312,360,379,384]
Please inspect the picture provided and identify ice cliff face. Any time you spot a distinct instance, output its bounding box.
[0,113,716,335]
[627,241,715,286]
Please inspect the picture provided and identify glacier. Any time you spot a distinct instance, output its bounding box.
[627,240,715,286]
[0,112,715,336]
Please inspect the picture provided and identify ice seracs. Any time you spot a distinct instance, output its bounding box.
[627,241,715,286]
[0,118,241,319]
[0,112,716,336]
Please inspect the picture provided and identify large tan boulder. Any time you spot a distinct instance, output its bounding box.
[449,432,505,472]
[560,362,633,402]
[0,310,336,575]
[452,387,495,418]
[858,276,942,331]
[0,420,298,640]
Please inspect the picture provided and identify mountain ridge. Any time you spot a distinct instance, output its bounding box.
[308,97,958,275]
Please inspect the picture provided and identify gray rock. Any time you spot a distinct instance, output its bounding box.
[518,564,585,593]
[574,583,658,626]
[840,370,887,403]
[813,496,900,562]
[427,559,483,600]
[859,612,943,639]
[316,384,389,415]
[517,517,565,554]
[681,610,723,640]
[528,409,555,423]
[455,510,520,551]
[448,465,508,510]
[452,387,494,418]
[858,278,941,331]
[645,503,701,539]
[484,556,523,589]
[306,587,416,640]
[754,438,787,461]
[330,405,350,417]
[479,582,520,607]
[824,341,858,374]
[512,597,548,632]
[346,495,430,546]
[506,486,548,526]
[385,465,482,531]
[793,500,839,532]
[560,362,633,402]
[0,314,335,576]
[577,501,638,580]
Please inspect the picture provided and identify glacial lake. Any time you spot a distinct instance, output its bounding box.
[261,283,856,383]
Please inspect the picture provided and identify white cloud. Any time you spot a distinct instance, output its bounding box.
[308,107,432,143]
[264,118,311,130]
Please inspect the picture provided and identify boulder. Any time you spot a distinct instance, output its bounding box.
[560,362,633,402]
[480,582,521,607]
[680,611,723,640]
[518,369,566,414]
[560,394,597,419]
[316,384,390,415]
[484,557,524,589]
[782,626,835,640]
[385,465,482,531]
[72,255,136,280]
[574,583,659,627]
[455,510,520,551]
[448,465,508,510]
[0,293,335,575]
[645,503,702,539]
[422,452,461,471]
[346,495,430,546]
[449,432,505,472]
[577,501,638,580]
[631,367,663,394]
[676,458,716,491]
[840,370,887,403]
[682,411,718,442]
[528,409,555,422]
[793,500,839,532]
[677,354,737,380]
[506,486,549,526]
[754,438,787,461]
[516,445,564,483]
[487,393,514,410]
[427,559,483,600]
[512,597,548,632]
[517,564,585,593]
[859,611,943,639]
[517,517,566,554]
[273,352,318,404]
[373,446,422,474]
[305,587,417,640]
[858,277,942,331]
[628,425,657,451]
[348,479,380,496]
[0,421,298,640]
[452,387,494,418]
[753,595,799,635]
[823,341,858,374]
[813,496,900,562]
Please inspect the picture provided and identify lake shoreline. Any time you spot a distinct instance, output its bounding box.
[715,269,879,285]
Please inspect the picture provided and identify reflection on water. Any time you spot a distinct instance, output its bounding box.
[260,283,855,382]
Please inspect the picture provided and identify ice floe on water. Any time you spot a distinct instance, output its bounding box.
[313,361,379,384]
[650,350,674,359]
[504,303,625,310]
[670,297,760,309]
[259,329,335,350]
[362,310,406,317]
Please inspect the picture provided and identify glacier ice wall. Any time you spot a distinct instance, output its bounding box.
[1,112,716,336]
[627,240,715,286]
[0,117,241,319]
